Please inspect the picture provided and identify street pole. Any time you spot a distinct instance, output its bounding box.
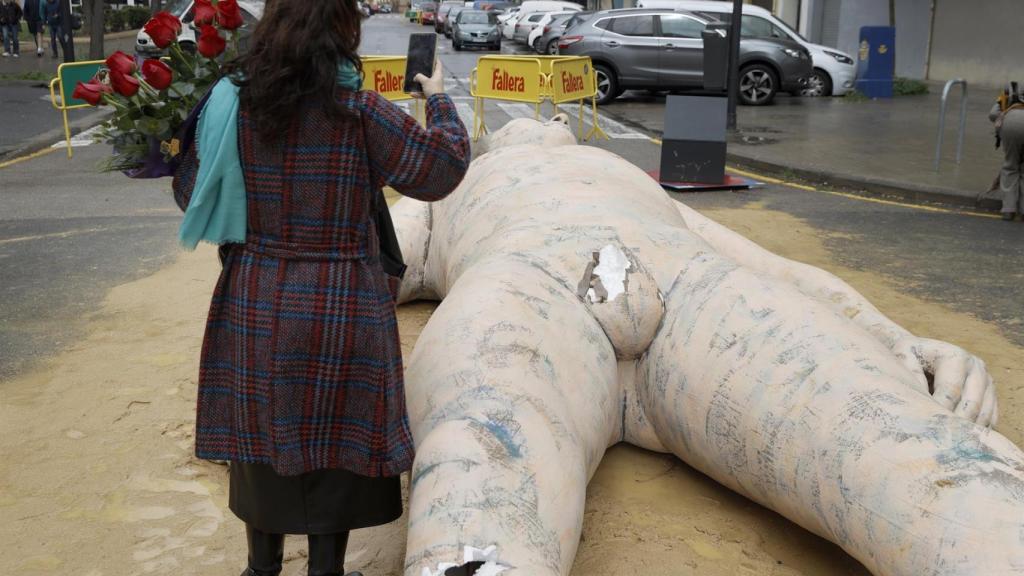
[725,0,742,130]
[59,0,75,62]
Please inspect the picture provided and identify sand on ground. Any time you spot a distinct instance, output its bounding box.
[1,202,1021,576]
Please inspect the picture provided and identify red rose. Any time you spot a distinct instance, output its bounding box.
[197,24,226,58]
[110,70,140,98]
[143,11,182,49]
[141,59,173,90]
[216,0,244,30]
[194,0,216,25]
[72,79,112,106]
[105,51,137,76]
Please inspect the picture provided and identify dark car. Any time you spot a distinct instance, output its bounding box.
[533,12,576,54]
[444,6,467,37]
[559,8,811,105]
[435,1,463,34]
[452,9,501,51]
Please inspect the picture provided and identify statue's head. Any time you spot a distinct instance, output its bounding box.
[475,113,577,155]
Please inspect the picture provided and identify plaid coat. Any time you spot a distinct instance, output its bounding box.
[172,90,470,477]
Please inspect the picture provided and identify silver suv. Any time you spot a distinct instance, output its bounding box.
[559,8,812,105]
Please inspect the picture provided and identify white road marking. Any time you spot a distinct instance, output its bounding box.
[51,124,104,148]
[564,103,649,140]
[495,102,538,120]
[455,102,476,129]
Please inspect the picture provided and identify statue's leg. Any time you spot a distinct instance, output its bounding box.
[640,249,1024,576]
[402,258,620,576]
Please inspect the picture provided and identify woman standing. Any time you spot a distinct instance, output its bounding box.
[171,0,470,573]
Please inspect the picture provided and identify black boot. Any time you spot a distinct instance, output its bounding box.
[242,525,284,576]
[307,531,351,576]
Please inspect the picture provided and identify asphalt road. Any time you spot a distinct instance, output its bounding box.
[0,14,1021,381]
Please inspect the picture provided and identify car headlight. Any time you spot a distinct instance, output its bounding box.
[782,47,802,59]
[825,50,855,65]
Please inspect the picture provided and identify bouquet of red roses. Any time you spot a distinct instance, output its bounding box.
[74,0,247,176]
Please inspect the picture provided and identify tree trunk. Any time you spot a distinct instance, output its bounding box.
[87,0,104,59]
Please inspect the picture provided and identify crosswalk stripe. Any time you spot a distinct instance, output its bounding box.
[563,103,649,140]
[496,102,537,120]
[455,102,477,130]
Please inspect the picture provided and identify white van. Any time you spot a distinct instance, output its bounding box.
[501,0,581,40]
[633,0,855,96]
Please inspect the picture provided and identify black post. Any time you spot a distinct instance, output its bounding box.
[59,0,75,62]
[725,0,742,130]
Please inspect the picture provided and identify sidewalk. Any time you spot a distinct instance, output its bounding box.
[0,31,138,80]
[730,83,1005,207]
[613,82,1008,209]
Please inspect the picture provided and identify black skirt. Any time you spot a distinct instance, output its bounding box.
[228,462,403,535]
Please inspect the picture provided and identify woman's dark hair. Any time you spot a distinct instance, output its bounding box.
[229,0,364,139]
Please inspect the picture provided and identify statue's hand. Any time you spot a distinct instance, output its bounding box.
[892,337,998,427]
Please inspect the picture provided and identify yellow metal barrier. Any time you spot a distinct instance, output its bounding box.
[362,55,424,120]
[550,57,607,141]
[469,55,607,142]
[49,60,105,158]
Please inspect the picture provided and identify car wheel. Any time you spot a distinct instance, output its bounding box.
[180,41,196,54]
[592,64,619,105]
[738,64,778,106]
[801,68,833,97]
[454,40,462,51]
[546,39,558,55]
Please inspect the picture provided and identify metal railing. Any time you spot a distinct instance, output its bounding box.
[934,78,968,171]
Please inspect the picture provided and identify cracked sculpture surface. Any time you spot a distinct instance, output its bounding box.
[389,116,1023,576]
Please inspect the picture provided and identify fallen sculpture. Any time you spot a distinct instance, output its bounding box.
[390,116,1022,576]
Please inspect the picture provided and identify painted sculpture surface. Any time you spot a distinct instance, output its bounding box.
[390,116,1023,576]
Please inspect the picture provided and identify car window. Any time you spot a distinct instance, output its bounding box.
[460,11,494,23]
[528,13,545,22]
[701,11,789,39]
[609,15,654,36]
[658,14,705,38]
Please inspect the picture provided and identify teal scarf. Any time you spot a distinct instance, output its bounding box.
[178,60,364,250]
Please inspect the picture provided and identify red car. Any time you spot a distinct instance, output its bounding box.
[420,2,437,25]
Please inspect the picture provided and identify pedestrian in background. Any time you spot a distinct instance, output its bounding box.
[23,0,44,57]
[42,0,59,58]
[991,83,1024,221]
[170,0,469,573]
[0,0,23,57]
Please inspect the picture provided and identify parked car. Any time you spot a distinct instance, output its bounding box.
[420,2,438,25]
[407,2,423,22]
[435,1,464,34]
[531,12,575,54]
[451,9,502,51]
[559,8,812,106]
[512,12,549,44]
[501,0,580,40]
[379,4,393,13]
[136,0,263,55]
[527,11,575,52]
[635,0,855,96]
[444,6,467,37]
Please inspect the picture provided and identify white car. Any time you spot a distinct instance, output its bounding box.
[634,0,855,96]
[501,0,579,40]
[526,10,574,51]
[135,0,264,55]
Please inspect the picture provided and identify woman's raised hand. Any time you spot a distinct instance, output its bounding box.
[414,59,445,99]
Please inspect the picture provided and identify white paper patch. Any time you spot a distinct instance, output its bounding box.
[420,545,509,576]
[587,244,631,303]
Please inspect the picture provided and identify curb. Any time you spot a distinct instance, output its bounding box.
[723,152,1003,212]
[599,109,1003,213]
[0,108,112,164]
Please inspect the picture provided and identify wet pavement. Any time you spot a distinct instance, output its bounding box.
[608,85,1008,206]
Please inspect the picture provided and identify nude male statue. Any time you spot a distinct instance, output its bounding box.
[387,116,1021,576]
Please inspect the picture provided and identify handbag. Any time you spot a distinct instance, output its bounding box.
[125,86,214,179]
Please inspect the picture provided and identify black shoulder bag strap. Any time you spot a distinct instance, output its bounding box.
[361,108,408,302]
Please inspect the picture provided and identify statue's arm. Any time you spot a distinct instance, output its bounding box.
[675,202,997,426]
